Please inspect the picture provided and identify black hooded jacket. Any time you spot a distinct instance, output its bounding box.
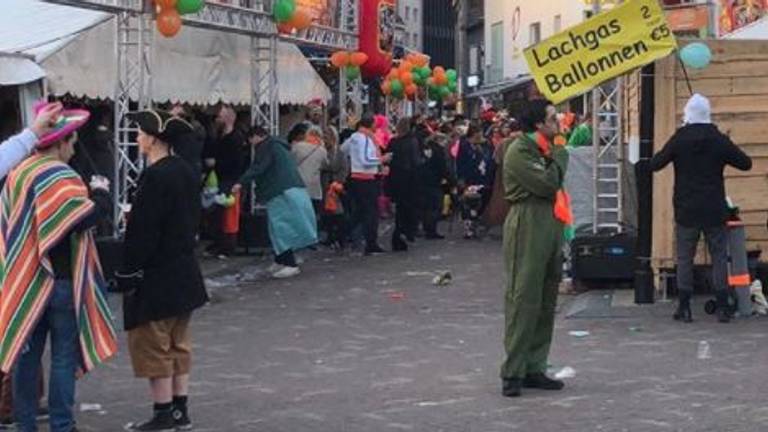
[651,123,752,228]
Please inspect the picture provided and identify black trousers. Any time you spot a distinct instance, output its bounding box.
[421,187,443,236]
[348,179,381,249]
[393,197,418,243]
[275,250,297,267]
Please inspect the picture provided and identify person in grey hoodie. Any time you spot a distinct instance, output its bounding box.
[651,93,752,324]
[341,113,386,255]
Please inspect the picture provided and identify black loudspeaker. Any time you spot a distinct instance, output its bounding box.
[571,232,637,282]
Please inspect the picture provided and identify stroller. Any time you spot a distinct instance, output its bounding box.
[460,185,487,239]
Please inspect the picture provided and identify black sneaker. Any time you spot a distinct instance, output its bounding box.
[502,378,522,397]
[36,406,50,422]
[364,245,386,256]
[523,373,565,390]
[125,411,176,431]
[172,409,192,431]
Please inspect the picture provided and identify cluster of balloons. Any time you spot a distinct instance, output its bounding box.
[380,53,430,100]
[154,0,204,38]
[330,51,370,80]
[273,0,312,34]
[381,63,458,102]
[679,42,712,70]
[426,66,458,101]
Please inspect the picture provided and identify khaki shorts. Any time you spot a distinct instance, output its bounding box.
[128,315,192,378]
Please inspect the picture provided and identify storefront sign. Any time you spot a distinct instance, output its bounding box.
[524,0,677,104]
[719,0,767,36]
[666,5,710,33]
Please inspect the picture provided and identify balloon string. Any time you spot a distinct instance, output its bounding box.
[678,57,694,96]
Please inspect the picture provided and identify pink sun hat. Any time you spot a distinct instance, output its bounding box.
[34,101,91,149]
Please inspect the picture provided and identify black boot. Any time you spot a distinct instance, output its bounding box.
[673,291,693,323]
[716,291,731,323]
[501,378,522,397]
[523,373,565,390]
[391,234,408,252]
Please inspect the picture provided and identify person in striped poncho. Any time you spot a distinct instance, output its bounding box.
[0,103,117,432]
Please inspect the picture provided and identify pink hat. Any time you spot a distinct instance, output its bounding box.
[34,102,91,149]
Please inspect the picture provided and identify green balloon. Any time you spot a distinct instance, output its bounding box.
[446,69,458,82]
[390,79,404,95]
[448,81,457,93]
[273,0,296,22]
[418,67,432,80]
[428,89,440,101]
[177,0,204,15]
[346,66,361,80]
[413,75,425,87]
[439,86,452,98]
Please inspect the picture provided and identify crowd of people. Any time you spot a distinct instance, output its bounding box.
[1,88,751,432]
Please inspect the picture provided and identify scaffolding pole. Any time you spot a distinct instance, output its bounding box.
[339,0,362,130]
[113,10,152,235]
[591,0,624,234]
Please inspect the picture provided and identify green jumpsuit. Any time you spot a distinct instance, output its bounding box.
[500,134,568,380]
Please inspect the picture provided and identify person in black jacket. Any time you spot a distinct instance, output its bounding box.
[651,94,752,324]
[388,118,422,251]
[122,109,209,432]
[419,133,454,239]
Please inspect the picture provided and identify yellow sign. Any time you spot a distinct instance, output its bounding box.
[524,0,677,104]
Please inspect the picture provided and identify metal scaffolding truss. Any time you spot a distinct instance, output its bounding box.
[337,0,362,130]
[41,0,360,233]
[113,11,153,230]
[591,78,625,234]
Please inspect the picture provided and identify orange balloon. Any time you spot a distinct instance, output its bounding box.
[330,51,350,68]
[426,77,436,87]
[387,68,399,81]
[400,60,414,72]
[433,66,446,76]
[411,54,428,68]
[287,9,313,31]
[350,52,369,67]
[400,70,414,86]
[157,9,182,37]
[405,83,418,96]
[154,0,177,10]
[381,81,392,96]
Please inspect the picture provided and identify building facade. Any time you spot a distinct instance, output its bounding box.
[483,0,589,84]
[423,0,456,68]
[397,0,423,51]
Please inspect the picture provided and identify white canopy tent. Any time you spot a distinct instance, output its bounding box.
[0,0,331,106]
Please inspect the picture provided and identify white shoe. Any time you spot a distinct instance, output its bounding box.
[272,266,301,279]
[267,263,282,273]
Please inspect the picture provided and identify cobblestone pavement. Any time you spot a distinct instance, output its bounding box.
[55,232,768,432]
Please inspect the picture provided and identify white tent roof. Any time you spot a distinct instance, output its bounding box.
[0,0,330,105]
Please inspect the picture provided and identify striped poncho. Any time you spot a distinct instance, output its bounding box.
[0,155,117,373]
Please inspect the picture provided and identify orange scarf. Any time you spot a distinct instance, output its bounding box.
[534,132,573,226]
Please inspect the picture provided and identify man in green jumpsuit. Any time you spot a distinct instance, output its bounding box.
[501,100,568,397]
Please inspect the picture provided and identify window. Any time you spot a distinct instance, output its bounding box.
[529,22,541,46]
[554,15,562,33]
[413,8,419,21]
[469,45,479,75]
[405,6,410,20]
[413,33,419,47]
[489,21,504,83]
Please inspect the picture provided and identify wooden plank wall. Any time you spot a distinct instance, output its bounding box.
[652,40,768,269]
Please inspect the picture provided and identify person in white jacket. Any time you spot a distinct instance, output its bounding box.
[0,102,63,179]
[341,113,387,255]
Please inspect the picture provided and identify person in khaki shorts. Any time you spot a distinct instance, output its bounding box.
[119,109,209,431]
